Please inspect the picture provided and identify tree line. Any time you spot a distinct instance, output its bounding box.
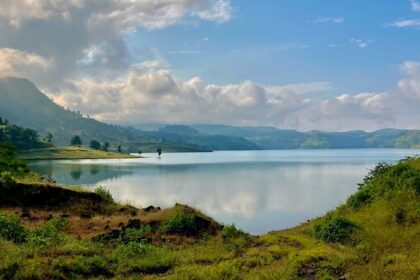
[70,135,112,152]
[0,117,51,150]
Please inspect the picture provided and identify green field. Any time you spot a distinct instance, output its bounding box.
[17,146,139,160]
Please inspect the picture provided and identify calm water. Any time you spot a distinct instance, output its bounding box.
[28,149,420,234]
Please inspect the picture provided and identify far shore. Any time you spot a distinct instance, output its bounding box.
[17,146,143,160]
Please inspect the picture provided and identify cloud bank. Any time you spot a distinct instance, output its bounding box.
[0,0,419,131]
[50,61,420,131]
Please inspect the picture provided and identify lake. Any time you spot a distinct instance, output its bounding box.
[28,149,420,234]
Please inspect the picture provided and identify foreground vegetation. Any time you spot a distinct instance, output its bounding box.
[0,144,419,279]
[17,146,140,160]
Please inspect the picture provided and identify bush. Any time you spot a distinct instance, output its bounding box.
[124,226,152,243]
[222,224,245,239]
[348,158,420,208]
[0,171,16,187]
[0,212,27,243]
[29,217,69,247]
[160,209,197,235]
[94,186,114,204]
[314,216,359,243]
[113,242,149,258]
[54,256,112,278]
[347,188,373,208]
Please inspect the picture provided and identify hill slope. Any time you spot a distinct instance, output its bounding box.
[190,124,420,149]
[0,77,205,152]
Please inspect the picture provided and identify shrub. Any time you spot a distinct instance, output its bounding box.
[0,263,20,279]
[0,212,27,243]
[348,158,420,208]
[222,224,245,239]
[0,171,16,187]
[124,226,152,243]
[347,188,373,208]
[160,209,197,235]
[54,256,112,278]
[113,242,149,258]
[94,186,114,203]
[29,217,69,247]
[313,216,359,243]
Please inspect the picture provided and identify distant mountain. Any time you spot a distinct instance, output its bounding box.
[191,124,420,149]
[0,77,205,153]
[157,125,259,151]
[136,123,420,149]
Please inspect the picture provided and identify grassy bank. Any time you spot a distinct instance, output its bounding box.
[17,146,140,160]
[0,151,419,279]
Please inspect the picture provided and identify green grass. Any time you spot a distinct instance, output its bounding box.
[17,146,139,160]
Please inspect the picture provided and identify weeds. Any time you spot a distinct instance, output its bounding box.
[313,216,359,243]
[0,212,27,243]
[94,186,114,203]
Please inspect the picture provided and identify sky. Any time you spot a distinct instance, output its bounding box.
[0,0,419,131]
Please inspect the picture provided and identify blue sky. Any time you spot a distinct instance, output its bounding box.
[0,0,419,130]
[127,0,420,96]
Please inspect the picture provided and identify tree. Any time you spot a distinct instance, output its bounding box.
[45,132,53,143]
[102,142,110,152]
[117,145,122,153]
[138,150,142,155]
[71,135,82,146]
[90,140,101,150]
[157,147,162,157]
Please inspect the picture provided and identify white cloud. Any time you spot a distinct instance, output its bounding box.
[0,0,85,27]
[350,38,373,48]
[411,0,420,11]
[0,0,233,88]
[168,50,202,55]
[0,48,53,80]
[388,18,420,28]
[312,17,344,24]
[49,61,420,131]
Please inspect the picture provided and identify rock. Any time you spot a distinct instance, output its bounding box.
[118,222,125,227]
[21,208,30,219]
[80,212,92,219]
[126,219,142,229]
[130,210,137,216]
[61,212,70,218]
[104,225,111,230]
[144,205,160,212]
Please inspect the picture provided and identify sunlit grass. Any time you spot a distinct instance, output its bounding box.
[17,146,137,160]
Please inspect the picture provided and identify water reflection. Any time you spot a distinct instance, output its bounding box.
[28,149,420,234]
[29,160,133,185]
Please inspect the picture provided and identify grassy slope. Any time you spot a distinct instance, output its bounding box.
[17,146,139,160]
[0,158,419,279]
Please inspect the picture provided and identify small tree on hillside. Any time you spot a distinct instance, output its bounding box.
[102,142,110,152]
[71,135,82,146]
[90,140,101,150]
[45,132,53,143]
[117,145,122,153]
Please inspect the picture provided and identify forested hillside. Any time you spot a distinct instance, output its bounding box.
[0,118,51,150]
[0,77,205,153]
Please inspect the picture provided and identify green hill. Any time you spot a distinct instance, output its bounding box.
[0,77,205,153]
[190,124,420,149]
[0,118,51,150]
